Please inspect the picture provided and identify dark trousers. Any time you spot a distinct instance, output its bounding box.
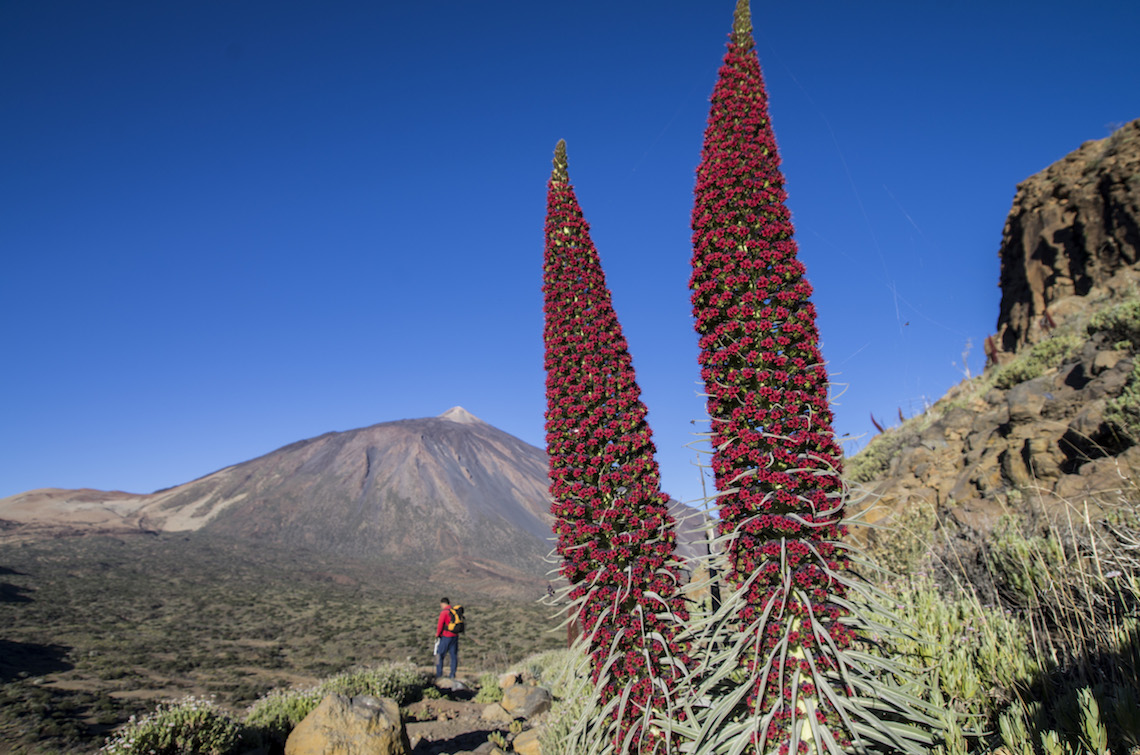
[436,635,458,678]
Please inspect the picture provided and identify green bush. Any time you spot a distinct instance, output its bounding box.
[1106,360,1140,441]
[1088,295,1140,351]
[882,576,1037,713]
[502,649,599,755]
[242,687,322,746]
[974,501,1140,754]
[537,663,593,755]
[473,672,503,703]
[243,662,430,745]
[846,431,904,483]
[992,333,1082,389]
[861,500,937,574]
[509,648,582,697]
[986,516,1068,607]
[317,662,429,705]
[101,696,244,755]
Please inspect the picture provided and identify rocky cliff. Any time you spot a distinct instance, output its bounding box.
[996,119,1140,353]
[853,119,1140,572]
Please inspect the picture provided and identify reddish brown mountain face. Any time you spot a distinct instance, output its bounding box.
[0,407,707,589]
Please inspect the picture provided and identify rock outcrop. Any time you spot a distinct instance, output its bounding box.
[996,119,1140,353]
[285,694,410,755]
[500,683,553,720]
[852,338,1136,537]
[853,120,1140,575]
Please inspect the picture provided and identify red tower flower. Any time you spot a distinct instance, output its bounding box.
[544,140,688,752]
[689,0,851,749]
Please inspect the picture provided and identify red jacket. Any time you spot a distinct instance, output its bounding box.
[436,606,457,638]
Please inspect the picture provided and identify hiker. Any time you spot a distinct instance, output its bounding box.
[435,596,459,679]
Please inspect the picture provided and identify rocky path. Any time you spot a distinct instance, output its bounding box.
[405,695,501,754]
[401,674,552,755]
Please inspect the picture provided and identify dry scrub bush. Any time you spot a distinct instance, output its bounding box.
[101,696,244,755]
[241,661,429,748]
[1087,294,1140,352]
[861,461,1140,754]
[474,672,504,704]
[991,335,1083,390]
[1106,360,1140,441]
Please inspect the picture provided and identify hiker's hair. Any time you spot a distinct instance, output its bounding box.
[440,597,450,604]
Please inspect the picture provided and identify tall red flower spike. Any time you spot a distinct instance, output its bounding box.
[544,139,689,752]
[689,0,852,748]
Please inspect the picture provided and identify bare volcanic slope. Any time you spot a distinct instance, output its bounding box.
[0,408,554,578]
[220,413,540,562]
[162,407,554,575]
[0,407,709,585]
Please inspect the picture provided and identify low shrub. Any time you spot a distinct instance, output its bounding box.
[846,431,905,483]
[986,515,1069,608]
[509,648,582,697]
[318,662,429,705]
[242,687,322,746]
[503,649,596,755]
[1106,360,1140,441]
[101,696,244,755]
[884,576,1037,716]
[981,493,1140,754]
[1088,294,1140,351]
[861,499,937,574]
[992,333,1082,389]
[243,661,430,746]
[537,665,593,755]
[845,411,934,485]
[472,672,503,703]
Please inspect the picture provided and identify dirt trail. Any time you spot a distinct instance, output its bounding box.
[404,690,504,754]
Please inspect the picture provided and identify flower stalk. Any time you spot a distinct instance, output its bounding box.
[684,1,876,751]
[543,140,689,753]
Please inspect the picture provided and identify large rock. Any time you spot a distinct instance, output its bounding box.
[285,694,411,755]
[1006,376,1054,424]
[513,728,543,755]
[996,119,1140,353]
[481,703,513,724]
[500,684,553,719]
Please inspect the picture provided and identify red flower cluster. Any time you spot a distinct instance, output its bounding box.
[544,140,689,750]
[689,0,851,745]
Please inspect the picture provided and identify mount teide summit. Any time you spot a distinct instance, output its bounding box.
[183,406,555,573]
[1,408,556,583]
[2,407,707,589]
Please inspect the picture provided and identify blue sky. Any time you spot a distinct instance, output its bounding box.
[2,1,1138,505]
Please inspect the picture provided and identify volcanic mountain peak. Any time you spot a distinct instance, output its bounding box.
[438,406,485,425]
[0,409,709,590]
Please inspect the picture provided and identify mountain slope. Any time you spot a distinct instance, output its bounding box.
[170,406,553,571]
[0,407,707,584]
[0,408,550,575]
